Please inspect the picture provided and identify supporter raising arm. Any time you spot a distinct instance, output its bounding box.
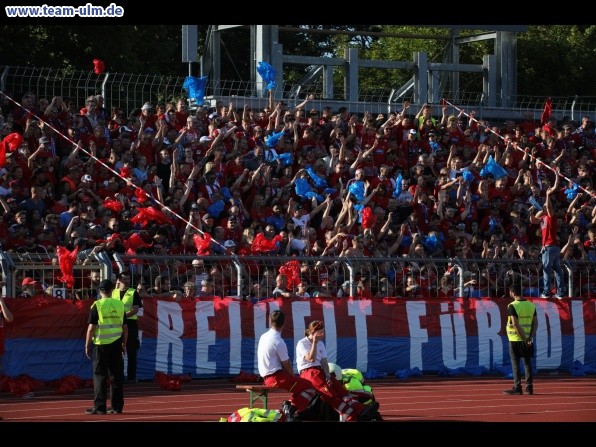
[529,167,566,299]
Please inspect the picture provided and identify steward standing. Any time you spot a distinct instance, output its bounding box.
[84,279,127,414]
[113,271,142,383]
[503,280,537,395]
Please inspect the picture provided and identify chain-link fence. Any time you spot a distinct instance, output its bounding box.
[2,65,595,121]
[3,252,590,301]
[1,249,593,302]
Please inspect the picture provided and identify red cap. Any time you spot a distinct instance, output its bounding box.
[22,277,37,286]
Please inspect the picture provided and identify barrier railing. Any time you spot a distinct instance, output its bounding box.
[0,251,110,299]
[3,251,593,300]
[2,65,595,120]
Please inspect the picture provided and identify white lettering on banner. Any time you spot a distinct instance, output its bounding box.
[155,300,184,374]
[535,300,563,369]
[570,300,586,364]
[440,301,467,368]
[147,299,583,377]
[291,301,312,372]
[474,300,503,369]
[228,300,242,375]
[195,301,215,374]
[407,301,428,370]
[253,301,271,372]
[347,299,372,372]
[321,300,338,364]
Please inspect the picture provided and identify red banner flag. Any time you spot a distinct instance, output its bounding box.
[93,59,105,75]
[251,233,283,253]
[278,260,301,289]
[541,97,552,126]
[0,133,24,168]
[193,233,212,255]
[129,206,174,228]
[56,245,80,288]
[361,206,376,229]
[103,197,124,213]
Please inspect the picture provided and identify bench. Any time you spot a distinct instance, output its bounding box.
[235,385,284,409]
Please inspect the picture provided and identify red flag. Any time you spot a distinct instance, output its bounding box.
[360,206,376,229]
[0,141,7,169]
[251,232,283,253]
[129,206,173,227]
[0,132,24,168]
[193,233,212,255]
[120,166,132,179]
[3,132,23,151]
[541,97,552,126]
[123,232,151,265]
[278,260,301,289]
[93,59,105,75]
[124,232,153,252]
[103,197,123,213]
[134,187,149,203]
[56,245,80,288]
[154,371,182,391]
[106,233,122,243]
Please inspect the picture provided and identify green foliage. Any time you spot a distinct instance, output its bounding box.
[0,25,184,75]
[0,25,594,97]
[517,25,596,96]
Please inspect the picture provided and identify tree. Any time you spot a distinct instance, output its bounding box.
[517,25,596,96]
[0,25,594,97]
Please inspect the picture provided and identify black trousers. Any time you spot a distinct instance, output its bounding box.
[92,337,124,412]
[126,319,139,380]
[509,341,534,389]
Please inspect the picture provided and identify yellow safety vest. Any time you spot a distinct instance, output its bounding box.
[341,368,364,384]
[112,288,137,320]
[342,368,374,404]
[221,408,283,422]
[506,300,535,342]
[92,298,125,345]
[418,116,437,129]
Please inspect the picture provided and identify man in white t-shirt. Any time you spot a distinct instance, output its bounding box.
[257,310,318,421]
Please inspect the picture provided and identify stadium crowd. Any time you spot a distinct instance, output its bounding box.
[0,90,594,300]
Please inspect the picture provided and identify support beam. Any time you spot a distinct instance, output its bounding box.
[345,48,359,102]
[455,32,497,44]
[413,52,428,104]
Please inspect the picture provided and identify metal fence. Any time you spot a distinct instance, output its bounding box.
[0,251,110,299]
[3,251,593,301]
[2,65,595,121]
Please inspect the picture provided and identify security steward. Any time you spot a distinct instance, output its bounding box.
[112,271,142,383]
[85,279,127,415]
[503,280,537,395]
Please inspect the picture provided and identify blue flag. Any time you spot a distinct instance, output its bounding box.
[565,183,580,201]
[256,61,277,90]
[305,166,327,189]
[348,181,365,202]
[265,130,284,149]
[182,76,208,106]
[207,200,225,218]
[393,173,403,198]
[479,155,507,179]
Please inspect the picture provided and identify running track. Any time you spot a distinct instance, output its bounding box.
[1,374,595,434]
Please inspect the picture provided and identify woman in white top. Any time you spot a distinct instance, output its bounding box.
[295,320,379,422]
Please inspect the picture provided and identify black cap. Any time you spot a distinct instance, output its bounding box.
[98,279,115,292]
